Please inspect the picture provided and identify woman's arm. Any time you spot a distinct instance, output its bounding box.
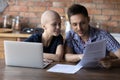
[43,45,64,62]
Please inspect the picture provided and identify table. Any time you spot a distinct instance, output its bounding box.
[0,59,120,80]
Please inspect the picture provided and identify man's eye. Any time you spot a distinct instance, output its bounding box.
[59,23,61,26]
[81,22,86,25]
[72,23,77,26]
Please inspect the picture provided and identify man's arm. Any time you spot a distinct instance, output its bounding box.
[65,46,83,62]
[111,49,120,67]
[100,49,120,68]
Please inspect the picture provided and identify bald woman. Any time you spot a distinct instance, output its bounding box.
[25,10,64,62]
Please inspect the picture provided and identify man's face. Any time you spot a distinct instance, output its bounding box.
[70,14,89,37]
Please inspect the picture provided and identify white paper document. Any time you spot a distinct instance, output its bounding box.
[47,64,82,74]
[47,40,106,74]
[78,40,106,67]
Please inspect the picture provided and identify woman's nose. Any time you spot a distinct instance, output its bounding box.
[56,24,61,29]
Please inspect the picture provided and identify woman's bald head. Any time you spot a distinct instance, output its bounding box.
[41,10,61,25]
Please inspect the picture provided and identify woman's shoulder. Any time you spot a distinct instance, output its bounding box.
[29,33,42,40]
[58,34,63,38]
[53,34,63,43]
[32,33,42,37]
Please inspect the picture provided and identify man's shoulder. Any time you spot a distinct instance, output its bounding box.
[66,30,75,39]
[66,30,75,36]
[90,26,108,35]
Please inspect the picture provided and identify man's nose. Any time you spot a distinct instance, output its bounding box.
[77,23,82,30]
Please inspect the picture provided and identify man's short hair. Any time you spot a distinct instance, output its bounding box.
[67,4,88,21]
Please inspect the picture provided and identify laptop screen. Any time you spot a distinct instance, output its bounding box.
[4,41,48,68]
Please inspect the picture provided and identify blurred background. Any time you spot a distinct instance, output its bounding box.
[0,0,120,35]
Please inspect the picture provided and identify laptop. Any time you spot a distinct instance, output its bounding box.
[4,40,50,68]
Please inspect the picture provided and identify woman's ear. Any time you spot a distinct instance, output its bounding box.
[41,24,46,30]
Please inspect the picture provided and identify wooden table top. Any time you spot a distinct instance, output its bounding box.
[0,59,120,80]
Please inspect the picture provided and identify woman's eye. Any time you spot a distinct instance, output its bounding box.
[52,23,57,26]
[51,23,61,27]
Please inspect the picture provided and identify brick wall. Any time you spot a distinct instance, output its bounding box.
[0,0,120,33]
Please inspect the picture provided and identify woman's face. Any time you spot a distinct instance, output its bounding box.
[44,17,61,36]
[70,14,89,38]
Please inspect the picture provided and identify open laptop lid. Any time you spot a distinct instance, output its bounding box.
[4,40,46,68]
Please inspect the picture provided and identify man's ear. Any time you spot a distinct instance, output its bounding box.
[87,16,90,22]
